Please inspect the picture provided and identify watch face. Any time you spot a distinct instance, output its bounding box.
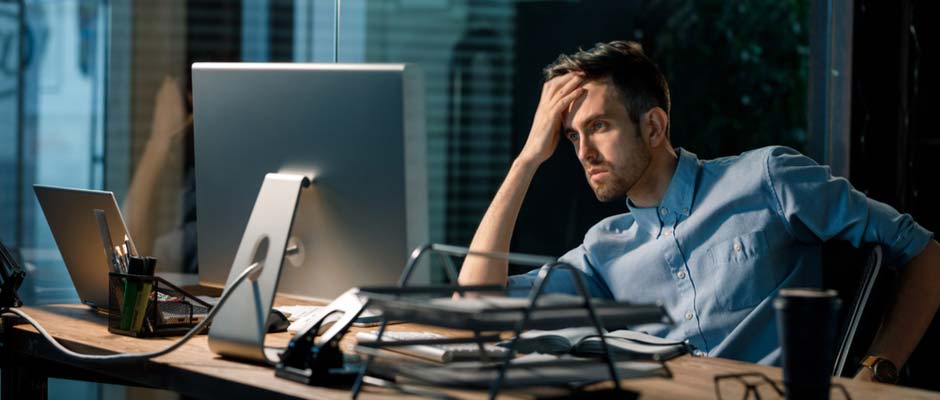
[874,359,899,383]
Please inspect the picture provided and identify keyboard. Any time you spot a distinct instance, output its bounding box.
[355,330,509,363]
[275,305,383,333]
[275,305,327,332]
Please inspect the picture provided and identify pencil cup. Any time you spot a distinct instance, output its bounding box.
[108,272,159,337]
[108,268,209,338]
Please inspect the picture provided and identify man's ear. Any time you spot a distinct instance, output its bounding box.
[644,107,669,148]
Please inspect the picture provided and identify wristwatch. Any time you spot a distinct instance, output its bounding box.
[861,355,899,383]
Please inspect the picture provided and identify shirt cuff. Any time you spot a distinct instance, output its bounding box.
[891,222,934,269]
[506,271,538,297]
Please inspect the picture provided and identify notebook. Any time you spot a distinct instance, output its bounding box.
[355,330,509,363]
[395,353,668,389]
[498,326,692,361]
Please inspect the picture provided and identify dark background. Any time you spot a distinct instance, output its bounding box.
[847,0,938,389]
[509,1,810,258]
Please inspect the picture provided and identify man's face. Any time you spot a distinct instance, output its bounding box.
[562,78,651,202]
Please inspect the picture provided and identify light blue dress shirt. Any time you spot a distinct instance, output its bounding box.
[508,146,933,365]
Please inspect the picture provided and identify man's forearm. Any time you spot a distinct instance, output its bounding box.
[456,73,585,289]
[863,240,940,370]
[457,158,540,287]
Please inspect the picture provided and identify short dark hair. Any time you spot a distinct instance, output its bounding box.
[543,40,670,131]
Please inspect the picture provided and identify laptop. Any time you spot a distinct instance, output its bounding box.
[34,185,137,310]
[34,185,209,323]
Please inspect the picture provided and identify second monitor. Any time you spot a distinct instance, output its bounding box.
[192,62,428,300]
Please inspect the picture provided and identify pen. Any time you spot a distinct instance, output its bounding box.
[113,246,124,274]
[124,234,139,257]
[117,246,129,274]
[123,238,131,259]
[121,241,129,269]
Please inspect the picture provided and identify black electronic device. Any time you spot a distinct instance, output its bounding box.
[1,239,27,308]
[275,297,366,387]
[266,309,290,333]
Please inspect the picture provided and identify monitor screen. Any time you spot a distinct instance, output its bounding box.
[192,62,427,300]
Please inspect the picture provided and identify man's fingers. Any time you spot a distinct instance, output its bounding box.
[544,72,584,98]
[553,87,586,112]
[553,74,585,100]
[539,80,553,102]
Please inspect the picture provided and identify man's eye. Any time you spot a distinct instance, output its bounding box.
[567,132,580,142]
[592,120,607,131]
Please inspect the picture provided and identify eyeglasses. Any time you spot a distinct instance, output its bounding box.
[714,372,852,400]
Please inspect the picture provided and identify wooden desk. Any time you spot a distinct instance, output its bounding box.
[2,304,939,400]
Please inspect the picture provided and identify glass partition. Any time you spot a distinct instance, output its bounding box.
[1,0,107,305]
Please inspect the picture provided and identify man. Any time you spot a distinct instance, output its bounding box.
[457,40,940,382]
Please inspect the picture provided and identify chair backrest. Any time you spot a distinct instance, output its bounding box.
[827,244,883,376]
[820,242,899,377]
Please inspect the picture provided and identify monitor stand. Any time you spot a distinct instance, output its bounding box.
[208,172,310,364]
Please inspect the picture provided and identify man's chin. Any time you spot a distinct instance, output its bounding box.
[591,186,620,202]
[589,180,629,202]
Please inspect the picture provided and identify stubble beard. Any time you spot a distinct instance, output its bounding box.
[588,146,652,202]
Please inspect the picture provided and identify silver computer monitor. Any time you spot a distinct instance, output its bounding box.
[192,63,428,301]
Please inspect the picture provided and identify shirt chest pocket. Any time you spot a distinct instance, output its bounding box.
[704,231,779,311]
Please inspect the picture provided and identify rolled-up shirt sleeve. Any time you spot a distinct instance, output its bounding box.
[507,244,614,299]
[764,146,934,267]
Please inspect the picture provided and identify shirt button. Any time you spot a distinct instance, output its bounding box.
[685,311,694,320]
[677,270,687,279]
[660,207,669,215]
[663,228,673,236]
[693,349,706,357]
[733,243,742,252]
[682,207,689,214]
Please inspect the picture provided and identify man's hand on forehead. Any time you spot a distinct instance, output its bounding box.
[518,71,587,165]
[563,89,589,129]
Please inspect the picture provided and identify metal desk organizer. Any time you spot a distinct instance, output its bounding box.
[274,244,674,398]
[107,272,213,337]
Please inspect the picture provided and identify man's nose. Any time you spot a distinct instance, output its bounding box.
[578,138,598,164]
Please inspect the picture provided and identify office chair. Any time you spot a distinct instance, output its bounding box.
[821,242,894,377]
[825,241,940,390]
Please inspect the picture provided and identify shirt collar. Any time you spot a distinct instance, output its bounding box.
[626,148,700,232]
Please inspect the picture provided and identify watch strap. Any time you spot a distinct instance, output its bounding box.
[861,355,899,383]
[861,355,880,368]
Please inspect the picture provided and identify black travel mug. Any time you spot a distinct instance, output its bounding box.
[774,288,842,400]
